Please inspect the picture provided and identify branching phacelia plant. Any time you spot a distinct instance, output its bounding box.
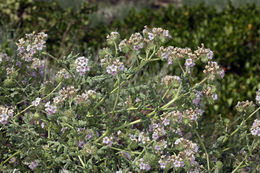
[0,27,259,172]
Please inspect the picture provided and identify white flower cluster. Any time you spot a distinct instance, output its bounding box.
[250,119,260,137]
[106,60,125,76]
[45,102,57,115]
[16,32,47,62]
[0,106,14,125]
[75,90,96,104]
[32,97,41,107]
[75,56,90,76]
[256,89,260,104]
[56,68,71,79]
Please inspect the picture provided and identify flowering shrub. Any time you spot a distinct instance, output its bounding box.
[0,27,259,172]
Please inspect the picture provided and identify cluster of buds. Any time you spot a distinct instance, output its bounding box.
[106,31,120,45]
[158,46,196,65]
[256,89,260,104]
[161,75,181,88]
[56,68,71,80]
[45,102,57,115]
[53,86,78,105]
[118,26,170,53]
[235,100,255,113]
[6,67,15,76]
[16,32,47,62]
[106,60,125,76]
[0,106,14,125]
[128,33,144,51]
[194,44,213,61]
[142,26,171,42]
[182,108,201,121]
[165,110,183,124]
[138,158,151,171]
[203,61,224,80]
[75,56,90,76]
[250,119,260,137]
[75,90,96,104]
[203,86,218,100]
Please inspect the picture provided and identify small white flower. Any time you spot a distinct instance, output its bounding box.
[32,97,41,107]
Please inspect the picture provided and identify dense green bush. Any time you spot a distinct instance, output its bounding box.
[0,0,95,57]
[1,27,259,173]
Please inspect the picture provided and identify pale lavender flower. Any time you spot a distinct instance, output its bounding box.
[107,64,118,76]
[173,160,184,168]
[75,56,90,76]
[118,63,125,71]
[36,43,43,50]
[219,69,225,78]
[0,114,8,125]
[152,132,159,140]
[103,136,113,146]
[212,93,218,100]
[155,145,161,152]
[148,32,154,40]
[139,162,146,170]
[250,119,260,137]
[208,50,213,59]
[32,97,41,107]
[162,118,170,126]
[29,160,39,170]
[116,170,122,173]
[45,102,57,115]
[134,43,143,51]
[129,134,137,141]
[185,58,195,68]
[196,109,204,116]
[256,89,260,104]
[174,139,181,145]
[190,113,198,121]
[16,60,22,67]
[41,122,45,128]
[145,164,151,171]
[78,140,85,148]
[159,161,167,169]
[163,30,170,38]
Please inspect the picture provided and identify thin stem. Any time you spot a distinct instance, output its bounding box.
[115,119,143,131]
[1,150,21,166]
[194,129,210,171]
[162,88,170,100]
[229,106,260,138]
[112,76,120,117]
[231,157,246,173]
[95,130,109,143]
[14,82,62,118]
[78,156,86,168]
[114,41,118,56]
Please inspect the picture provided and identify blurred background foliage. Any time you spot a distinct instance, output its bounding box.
[0,0,259,121]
